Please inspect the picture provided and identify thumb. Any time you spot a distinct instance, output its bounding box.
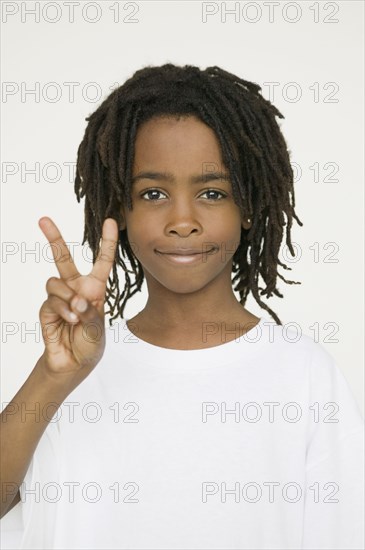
[70,296,104,343]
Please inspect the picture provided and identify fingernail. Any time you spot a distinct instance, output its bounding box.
[75,298,87,313]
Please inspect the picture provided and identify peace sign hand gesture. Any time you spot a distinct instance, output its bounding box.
[38,216,119,388]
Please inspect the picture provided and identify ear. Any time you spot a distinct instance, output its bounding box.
[241,216,252,231]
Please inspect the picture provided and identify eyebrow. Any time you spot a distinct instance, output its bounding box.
[131,171,231,185]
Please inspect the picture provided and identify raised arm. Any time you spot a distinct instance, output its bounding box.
[0,216,118,517]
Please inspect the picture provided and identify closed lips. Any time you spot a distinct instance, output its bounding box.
[156,248,215,255]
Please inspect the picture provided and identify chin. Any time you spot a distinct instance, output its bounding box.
[151,271,221,295]
[159,280,207,295]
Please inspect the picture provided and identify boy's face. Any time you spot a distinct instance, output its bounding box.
[120,115,249,295]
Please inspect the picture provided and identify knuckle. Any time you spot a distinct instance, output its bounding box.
[46,276,59,290]
[46,295,58,307]
[57,251,71,263]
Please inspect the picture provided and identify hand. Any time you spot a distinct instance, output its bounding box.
[38,216,118,384]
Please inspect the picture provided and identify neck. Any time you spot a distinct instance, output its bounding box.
[131,273,258,334]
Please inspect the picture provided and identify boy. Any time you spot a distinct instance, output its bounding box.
[1,63,363,549]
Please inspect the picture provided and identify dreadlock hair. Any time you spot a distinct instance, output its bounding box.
[74,63,303,327]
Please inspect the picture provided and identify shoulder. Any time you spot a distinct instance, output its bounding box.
[259,317,332,368]
[258,318,360,400]
[259,321,363,442]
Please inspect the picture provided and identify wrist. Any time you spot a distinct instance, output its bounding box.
[34,354,81,398]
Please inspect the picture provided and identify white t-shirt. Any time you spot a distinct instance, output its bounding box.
[1,317,364,550]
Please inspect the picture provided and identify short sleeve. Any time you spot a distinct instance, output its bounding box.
[302,344,364,549]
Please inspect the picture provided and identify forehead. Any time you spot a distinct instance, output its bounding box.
[132,115,225,166]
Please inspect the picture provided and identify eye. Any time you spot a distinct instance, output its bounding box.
[200,189,227,201]
[139,188,227,202]
[140,189,167,201]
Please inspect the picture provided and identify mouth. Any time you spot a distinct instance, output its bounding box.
[155,247,217,265]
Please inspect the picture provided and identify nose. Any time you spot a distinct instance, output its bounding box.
[164,198,203,238]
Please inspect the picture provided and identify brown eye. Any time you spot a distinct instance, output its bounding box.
[200,189,227,201]
[140,189,167,201]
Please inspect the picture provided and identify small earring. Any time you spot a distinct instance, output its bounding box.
[247,218,251,223]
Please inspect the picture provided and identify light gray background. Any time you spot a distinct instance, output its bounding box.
[1,1,364,416]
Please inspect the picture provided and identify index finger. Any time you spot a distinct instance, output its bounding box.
[91,218,119,283]
[38,217,80,281]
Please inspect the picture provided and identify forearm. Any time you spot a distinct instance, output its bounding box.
[0,355,75,518]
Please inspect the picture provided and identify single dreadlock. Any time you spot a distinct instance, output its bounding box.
[74,63,303,326]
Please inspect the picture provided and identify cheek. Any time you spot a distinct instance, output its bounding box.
[222,222,243,259]
[211,214,242,246]
[125,226,144,258]
[124,215,158,260]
